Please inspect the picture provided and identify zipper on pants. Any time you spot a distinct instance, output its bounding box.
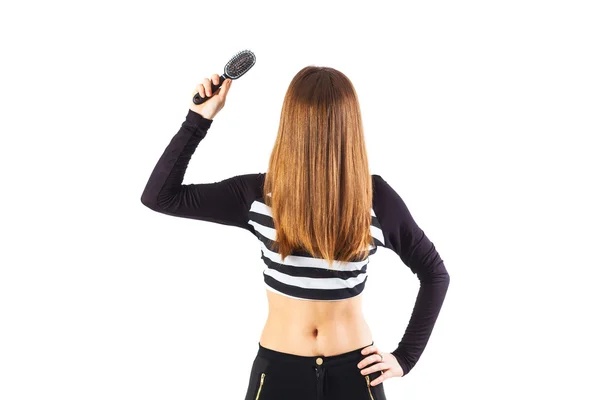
[365,375,375,400]
[315,365,324,400]
[255,372,266,400]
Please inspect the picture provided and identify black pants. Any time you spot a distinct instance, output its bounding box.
[244,341,387,400]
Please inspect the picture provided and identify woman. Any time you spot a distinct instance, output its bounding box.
[141,66,450,400]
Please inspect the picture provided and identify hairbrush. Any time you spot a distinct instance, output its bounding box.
[192,49,256,105]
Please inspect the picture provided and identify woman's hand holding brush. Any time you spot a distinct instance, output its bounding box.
[189,74,232,120]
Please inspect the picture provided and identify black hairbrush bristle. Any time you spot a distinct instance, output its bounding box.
[224,50,256,79]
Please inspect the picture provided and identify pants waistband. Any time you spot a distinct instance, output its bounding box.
[257,340,375,367]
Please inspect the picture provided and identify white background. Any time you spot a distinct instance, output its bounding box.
[1,0,599,399]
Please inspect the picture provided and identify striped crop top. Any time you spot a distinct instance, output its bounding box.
[248,194,385,301]
[140,109,450,375]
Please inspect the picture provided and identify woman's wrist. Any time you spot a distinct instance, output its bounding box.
[186,108,214,129]
[189,108,214,120]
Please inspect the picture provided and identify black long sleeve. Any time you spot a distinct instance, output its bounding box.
[372,174,450,376]
[140,109,265,232]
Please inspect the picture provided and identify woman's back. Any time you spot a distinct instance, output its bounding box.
[141,65,450,392]
[262,288,371,356]
[140,109,449,371]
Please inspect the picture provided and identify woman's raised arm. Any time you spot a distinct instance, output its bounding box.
[140,108,265,232]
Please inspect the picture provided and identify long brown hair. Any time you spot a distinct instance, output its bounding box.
[263,66,374,268]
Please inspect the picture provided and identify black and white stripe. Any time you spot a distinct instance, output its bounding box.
[248,197,385,301]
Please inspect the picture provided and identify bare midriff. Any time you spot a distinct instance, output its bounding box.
[259,289,374,357]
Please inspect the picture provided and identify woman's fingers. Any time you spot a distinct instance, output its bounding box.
[369,369,394,386]
[357,345,380,369]
[194,74,227,99]
[360,360,387,375]
[196,83,205,98]
[357,344,385,376]
[359,353,383,369]
[360,344,378,357]
[203,77,212,97]
[219,79,231,98]
[357,345,397,386]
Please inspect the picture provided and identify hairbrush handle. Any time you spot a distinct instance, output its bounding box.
[192,75,227,105]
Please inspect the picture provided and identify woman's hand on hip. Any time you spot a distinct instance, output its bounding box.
[189,74,232,120]
[357,344,405,386]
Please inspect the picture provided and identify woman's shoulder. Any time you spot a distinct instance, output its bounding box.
[371,173,412,222]
[233,171,267,202]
